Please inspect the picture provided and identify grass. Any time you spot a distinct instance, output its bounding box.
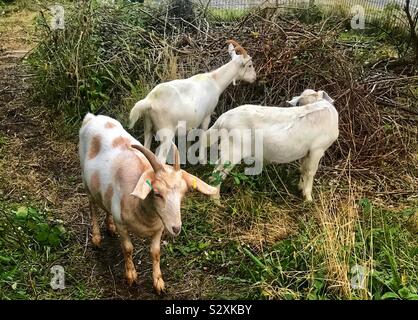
[0,200,103,299]
[159,181,417,300]
[1,177,416,299]
[207,7,250,22]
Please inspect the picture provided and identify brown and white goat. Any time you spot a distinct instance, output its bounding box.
[79,113,218,294]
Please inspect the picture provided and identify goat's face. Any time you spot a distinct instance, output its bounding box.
[237,55,256,83]
[151,168,187,236]
[287,89,334,106]
[130,144,219,237]
[227,41,257,84]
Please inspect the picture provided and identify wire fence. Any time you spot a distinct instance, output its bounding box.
[191,0,418,29]
[200,0,416,10]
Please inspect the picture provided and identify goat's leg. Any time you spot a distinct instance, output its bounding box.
[197,116,211,164]
[155,129,175,164]
[298,154,309,192]
[89,198,101,247]
[209,139,239,195]
[143,115,153,150]
[105,213,117,236]
[116,223,138,285]
[302,149,324,202]
[150,227,165,294]
[200,115,211,131]
[209,158,236,200]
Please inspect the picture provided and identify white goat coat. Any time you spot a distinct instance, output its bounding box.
[145,74,221,131]
[79,114,148,224]
[208,100,339,164]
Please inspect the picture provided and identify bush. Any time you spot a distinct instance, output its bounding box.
[28,1,168,123]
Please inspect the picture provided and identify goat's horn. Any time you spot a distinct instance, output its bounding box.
[131,144,164,172]
[171,142,180,171]
[234,46,248,58]
[226,39,248,58]
[226,39,241,48]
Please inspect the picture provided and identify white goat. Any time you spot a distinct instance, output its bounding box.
[79,113,218,294]
[129,40,256,162]
[204,89,339,201]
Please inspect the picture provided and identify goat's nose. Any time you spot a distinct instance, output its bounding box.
[172,226,181,235]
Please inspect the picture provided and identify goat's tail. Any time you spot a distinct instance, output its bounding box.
[129,99,151,129]
[81,112,95,128]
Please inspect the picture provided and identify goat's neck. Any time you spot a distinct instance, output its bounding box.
[209,59,241,93]
[138,197,161,225]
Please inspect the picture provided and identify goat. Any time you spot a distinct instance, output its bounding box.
[79,113,218,294]
[287,88,326,106]
[204,90,339,201]
[129,40,256,162]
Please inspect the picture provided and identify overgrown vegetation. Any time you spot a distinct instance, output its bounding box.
[1,0,417,300]
[0,201,102,299]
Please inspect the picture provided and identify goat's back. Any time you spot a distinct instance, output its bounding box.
[79,114,149,218]
[210,101,339,163]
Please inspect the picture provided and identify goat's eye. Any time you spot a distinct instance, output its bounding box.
[154,193,164,199]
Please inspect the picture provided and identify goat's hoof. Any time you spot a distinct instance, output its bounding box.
[91,234,102,247]
[153,277,165,295]
[125,269,138,286]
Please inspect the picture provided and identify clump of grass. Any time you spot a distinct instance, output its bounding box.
[0,200,103,299]
[207,7,249,22]
[28,1,176,125]
[232,186,417,300]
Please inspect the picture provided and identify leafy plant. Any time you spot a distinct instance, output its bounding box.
[13,206,67,247]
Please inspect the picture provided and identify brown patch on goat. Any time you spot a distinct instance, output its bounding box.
[105,122,117,129]
[90,171,102,203]
[120,193,137,223]
[112,136,131,149]
[113,151,147,186]
[103,185,113,211]
[88,134,102,159]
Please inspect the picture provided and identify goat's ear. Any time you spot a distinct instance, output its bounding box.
[182,170,219,196]
[287,95,300,106]
[318,91,334,103]
[228,43,237,59]
[131,169,155,200]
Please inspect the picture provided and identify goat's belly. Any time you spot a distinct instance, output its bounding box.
[262,140,309,163]
[263,138,310,163]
